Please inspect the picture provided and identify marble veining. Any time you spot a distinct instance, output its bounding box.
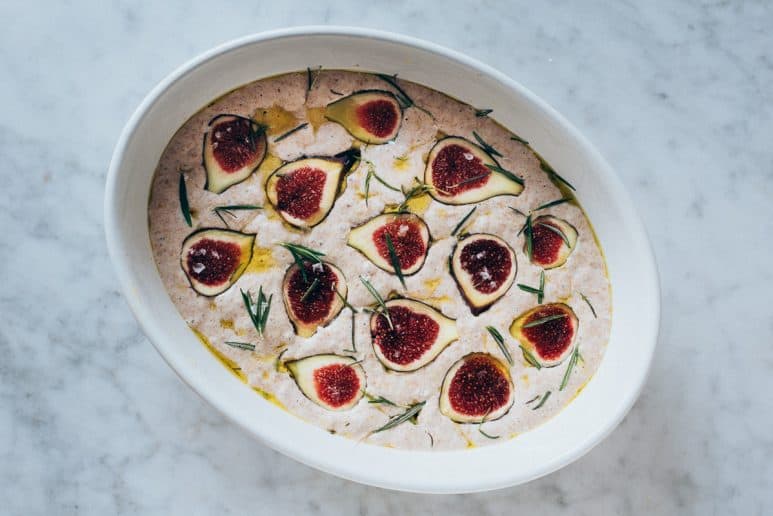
[0,0,771,514]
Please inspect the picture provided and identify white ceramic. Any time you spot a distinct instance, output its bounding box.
[105,27,660,493]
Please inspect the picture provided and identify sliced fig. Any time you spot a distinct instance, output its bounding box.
[266,150,358,229]
[347,213,431,277]
[527,215,578,269]
[282,260,347,337]
[439,353,514,423]
[202,114,267,194]
[451,233,517,315]
[424,136,524,205]
[509,303,579,367]
[286,354,366,411]
[180,229,254,297]
[369,298,457,372]
[324,90,402,144]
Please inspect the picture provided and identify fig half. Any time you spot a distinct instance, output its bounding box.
[451,233,517,315]
[527,215,578,269]
[282,260,347,338]
[324,90,403,144]
[509,303,579,367]
[369,298,457,372]
[180,229,254,297]
[347,213,431,277]
[439,353,515,423]
[286,354,366,411]
[424,137,524,205]
[202,114,267,194]
[266,151,358,229]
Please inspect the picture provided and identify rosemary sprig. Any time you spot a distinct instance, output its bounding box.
[213,204,262,214]
[336,290,358,313]
[300,278,320,302]
[579,291,597,318]
[475,108,493,117]
[523,313,567,328]
[367,395,400,407]
[532,391,551,410]
[486,326,513,366]
[396,178,434,212]
[375,73,412,107]
[517,213,530,236]
[484,163,525,186]
[560,346,580,391]
[472,131,503,157]
[521,214,534,260]
[478,409,501,439]
[274,123,309,143]
[224,341,256,351]
[359,276,393,329]
[448,173,490,190]
[372,400,426,433]
[241,286,272,337]
[374,73,433,117]
[525,394,541,405]
[280,242,325,281]
[510,134,529,145]
[509,206,527,218]
[212,204,262,227]
[451,206,477,237]
[534,198,570,211]
[178,173,192,227]
[519,345,542,369]
[306,66,321,99]
[363,160,400,205]
[517,271,545,304]
[536,222,571,247]
[384,233,407,288]
[541,162,576,191]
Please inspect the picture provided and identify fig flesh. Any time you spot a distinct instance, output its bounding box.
[324,90,403,144]
[424,137,524,205]
[451,233,517,315]
[202,114,267,194]
[180,229,254,297]
[286,354,366,411]
[265,151,358,229]
[439,353,514,423]
[527,215,578,269]
[509,303,578,367]
[347,213,431,277]
[282,260,347,338]
[369,298,457,372]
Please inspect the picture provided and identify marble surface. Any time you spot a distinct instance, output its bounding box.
[1,0,771,514]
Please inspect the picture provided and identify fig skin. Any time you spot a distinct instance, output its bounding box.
[509,303,579,368]
[281,261,347,338]
[424,136,524,205]
[324,90,403,144]
[450,233,517,316]
[347,213,432,277]
[439,352,515,424]
[527,215,579,269]
[202,114,267,194]
[265,149,359,229]
[285,354,366,411]
[369,298,458,372]
[180,228,255,297]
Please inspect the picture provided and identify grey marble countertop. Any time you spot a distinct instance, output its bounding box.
[2,1,771,514]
